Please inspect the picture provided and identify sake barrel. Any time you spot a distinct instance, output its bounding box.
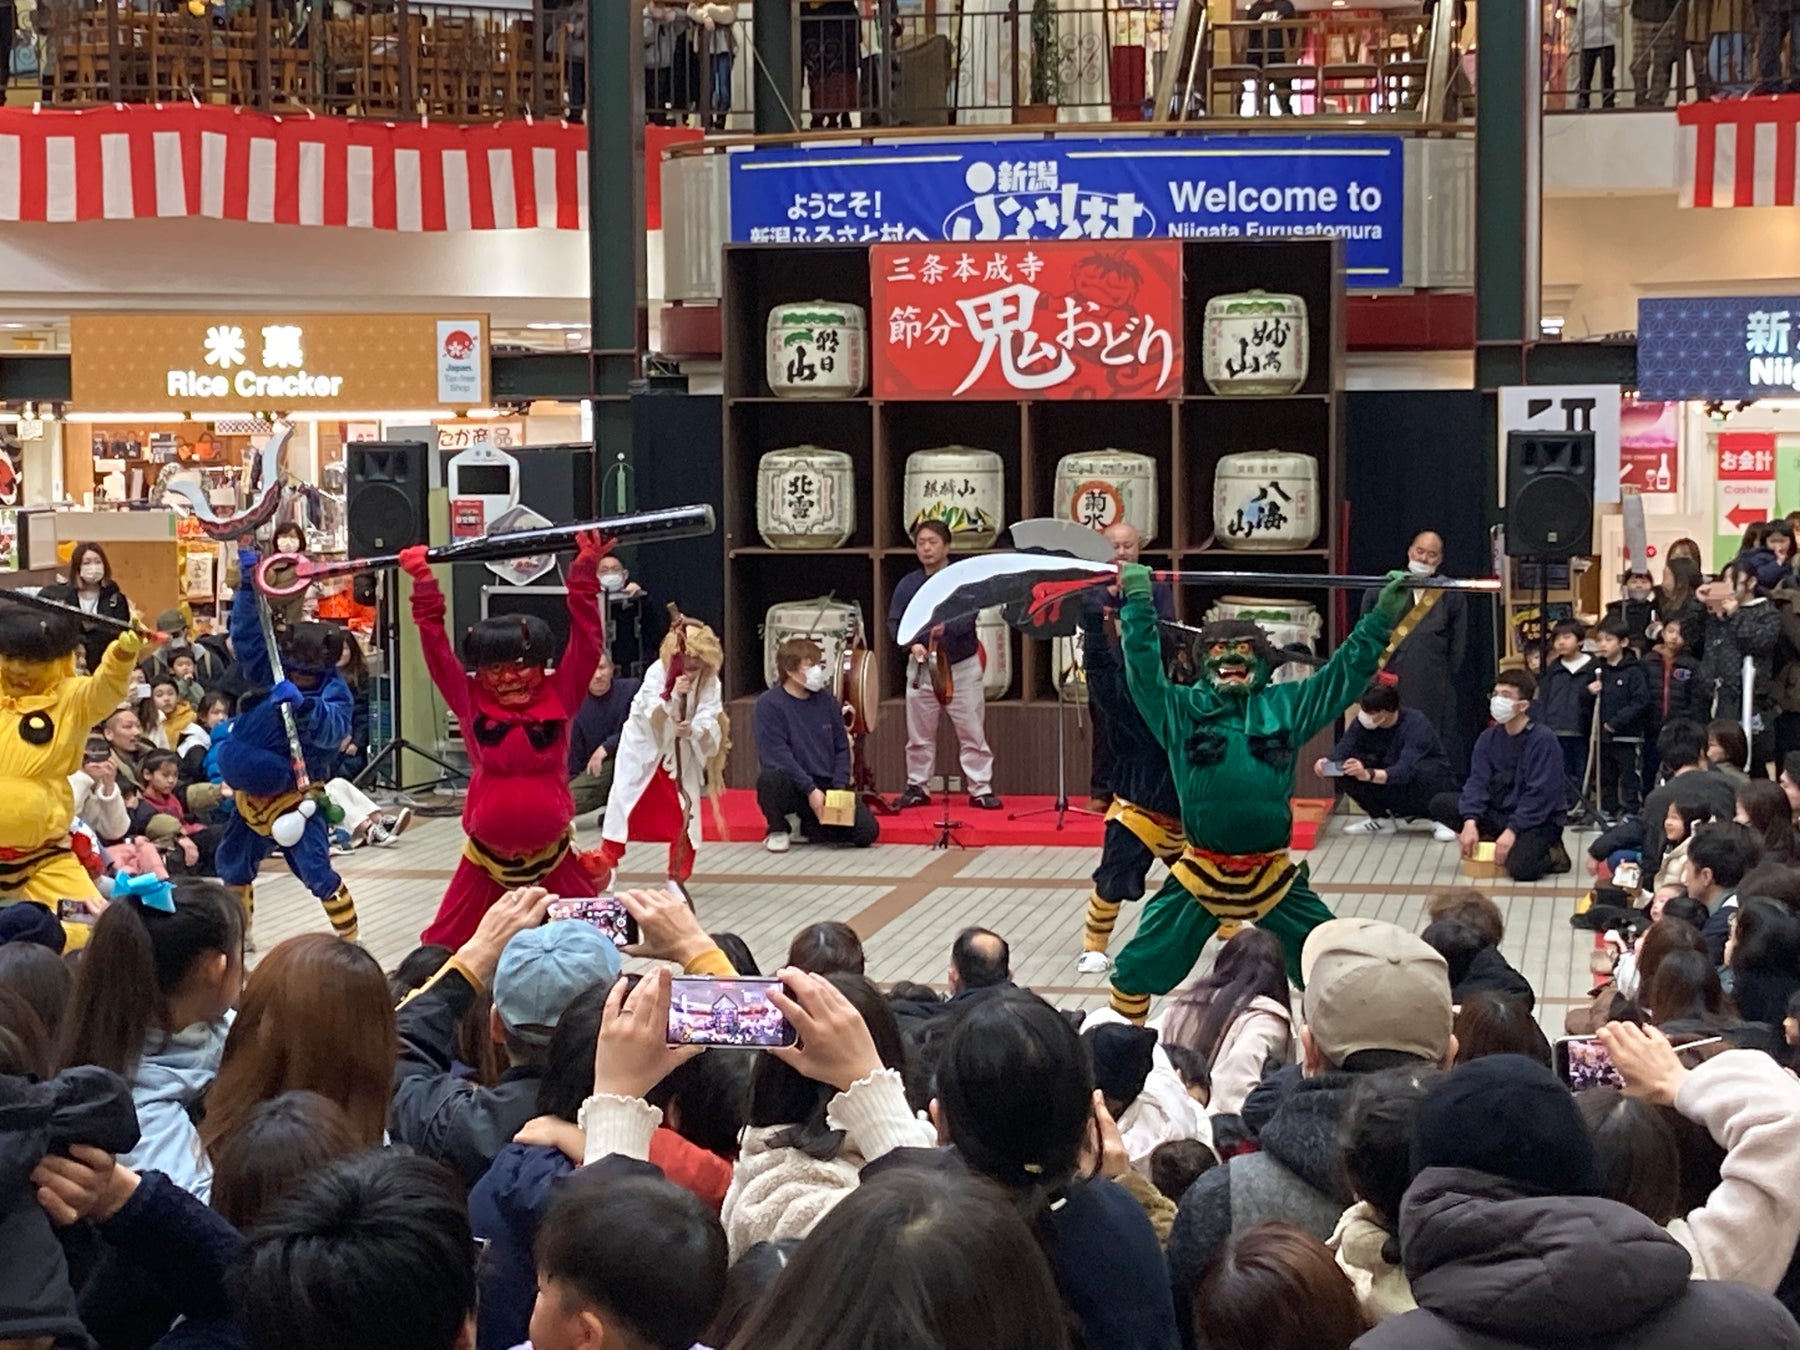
[1053,451,1158,545]
[1212,451,1319,551]
[1204,596,1322,685]
[904,447,1004,549]
[756,446,856,549]
[1201,290,1309,397]
[766,301,868,398]
[976,605,1013,700]
[762,597,864,689]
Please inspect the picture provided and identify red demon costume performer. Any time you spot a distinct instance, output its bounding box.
[401,532,606,947]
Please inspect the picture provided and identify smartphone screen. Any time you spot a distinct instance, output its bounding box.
[667,976,797,1048]
[546,897,638,949]
[1553,1035,1624,1091]
[57,898,95,924]
[1318,761,1348,778]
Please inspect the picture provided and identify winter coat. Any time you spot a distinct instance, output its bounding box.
[864,1145,1182,1350]
[122,1019,230,1202]
[1152,994,1293,1119]
[1168,1070,1360,1348]
[1661,1048,1800,1290]
[719,1068,935,1257]
[1351,1167,1800,1350]
[1767,588,1800,715]
[78,1168,248,1350]
[70,767,131,843]
[1594,649,1652,738]
[1453,943,1537,1012]
[387,961,547,1191]
[1329,1200,1415,1323]
[1533,657,1595,737]
[469,1141,733,1350]
[1701,599,1783,722]
[1117,1062,1214,1177]
[0,1067,139,1348]
[1642,649,1706,724]
[40,579,134,671]
[1571,0,1622,49]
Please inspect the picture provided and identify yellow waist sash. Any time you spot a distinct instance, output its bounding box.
[236,789,308,836]
[1107,798,1186,860]
[1169,847,1299,937]
[462,830,575,888]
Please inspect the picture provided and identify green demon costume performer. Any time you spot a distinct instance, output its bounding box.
[1107,563,1412,1021]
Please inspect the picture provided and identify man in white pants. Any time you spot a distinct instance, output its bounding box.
[888,519,1002,810]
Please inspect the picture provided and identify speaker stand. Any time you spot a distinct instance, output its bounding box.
[354,569,468,797]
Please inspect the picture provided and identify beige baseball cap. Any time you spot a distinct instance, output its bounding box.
[1300,918,1454,1066]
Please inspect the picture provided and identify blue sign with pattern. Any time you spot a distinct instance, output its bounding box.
[727,135,1407,289]
[1638,296,1800,402]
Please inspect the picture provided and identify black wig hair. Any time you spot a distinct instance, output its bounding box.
[278,621,346,674]
[461,614,557,669]
[0,605,83,662]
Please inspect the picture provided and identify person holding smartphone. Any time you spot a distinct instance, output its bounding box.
[1322,678,1456,839]
[72,736,131,844]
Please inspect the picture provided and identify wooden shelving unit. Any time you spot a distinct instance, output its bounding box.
[721,238,1348,796]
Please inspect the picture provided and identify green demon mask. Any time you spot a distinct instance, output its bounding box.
[1196,620,1277,697]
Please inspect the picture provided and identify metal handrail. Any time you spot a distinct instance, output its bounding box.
[662,113,1472,159]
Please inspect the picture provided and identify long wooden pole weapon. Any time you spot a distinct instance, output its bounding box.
[252,505,716,598]
[0,588,142,634]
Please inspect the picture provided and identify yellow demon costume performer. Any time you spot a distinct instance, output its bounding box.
[0,602,152,945]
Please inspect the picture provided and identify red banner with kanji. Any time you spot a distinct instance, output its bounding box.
[870,241,1184,401]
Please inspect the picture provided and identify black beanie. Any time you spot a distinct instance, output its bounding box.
[1414,1054,1600,1197]
[1084,1023,1159,1112]
[0,902,66,954]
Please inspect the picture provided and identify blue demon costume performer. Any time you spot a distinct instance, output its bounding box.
[213,548,357,940]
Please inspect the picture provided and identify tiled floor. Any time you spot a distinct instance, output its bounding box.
[249,803,1598,1028]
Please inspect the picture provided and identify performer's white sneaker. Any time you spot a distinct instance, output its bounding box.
[765,831,791,853]
[1342,817,1397,836]
[1076,950,1112,975]
[1432,823,1459,842]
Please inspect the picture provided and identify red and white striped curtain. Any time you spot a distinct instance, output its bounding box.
[0,105,595,229]
[1679,95,1800,208]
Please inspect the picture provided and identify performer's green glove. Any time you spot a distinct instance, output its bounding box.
[1118,562,1152,598]
[1374,569,1413,625]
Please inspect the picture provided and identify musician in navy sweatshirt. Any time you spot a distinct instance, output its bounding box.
[753,635,879,852]
[1430,667,1572,881]
[1322,677,1456,835]
[567,652,642,816]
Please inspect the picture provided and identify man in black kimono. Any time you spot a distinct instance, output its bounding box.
[1362,530,1469,769]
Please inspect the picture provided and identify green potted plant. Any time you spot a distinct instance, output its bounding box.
[1020,0,1060,122]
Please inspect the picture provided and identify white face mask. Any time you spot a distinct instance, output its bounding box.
[1407,558,1437,577]
[1356,711,1381,729]
[802,663,829,692]
[599,572,625,594]
[1490,694,1520,723]
[79,562,105,585]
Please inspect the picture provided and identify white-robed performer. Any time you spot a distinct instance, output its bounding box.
[584,611,729,896]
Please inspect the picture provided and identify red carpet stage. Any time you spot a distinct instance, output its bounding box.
[699,792,1328,850]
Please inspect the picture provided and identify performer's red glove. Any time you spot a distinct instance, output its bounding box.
[576,529,614,563]
[397,545,433,581]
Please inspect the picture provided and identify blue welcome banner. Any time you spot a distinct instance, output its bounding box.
[728,134,1406,288]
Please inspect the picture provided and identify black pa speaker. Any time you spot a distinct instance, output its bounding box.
[1504,430,1595,559]
[346,441,430,557]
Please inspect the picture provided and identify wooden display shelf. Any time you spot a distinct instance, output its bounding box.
[721,239,1348,787]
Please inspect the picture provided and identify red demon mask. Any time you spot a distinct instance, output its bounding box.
[478,661,546,707]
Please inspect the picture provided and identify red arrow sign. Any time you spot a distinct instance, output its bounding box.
[1726,504,1768,529]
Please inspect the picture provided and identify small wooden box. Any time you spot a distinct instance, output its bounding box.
[818,790,857,828]
[1460,841,1505,880]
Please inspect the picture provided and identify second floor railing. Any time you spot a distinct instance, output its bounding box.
[7,0,1491,131]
